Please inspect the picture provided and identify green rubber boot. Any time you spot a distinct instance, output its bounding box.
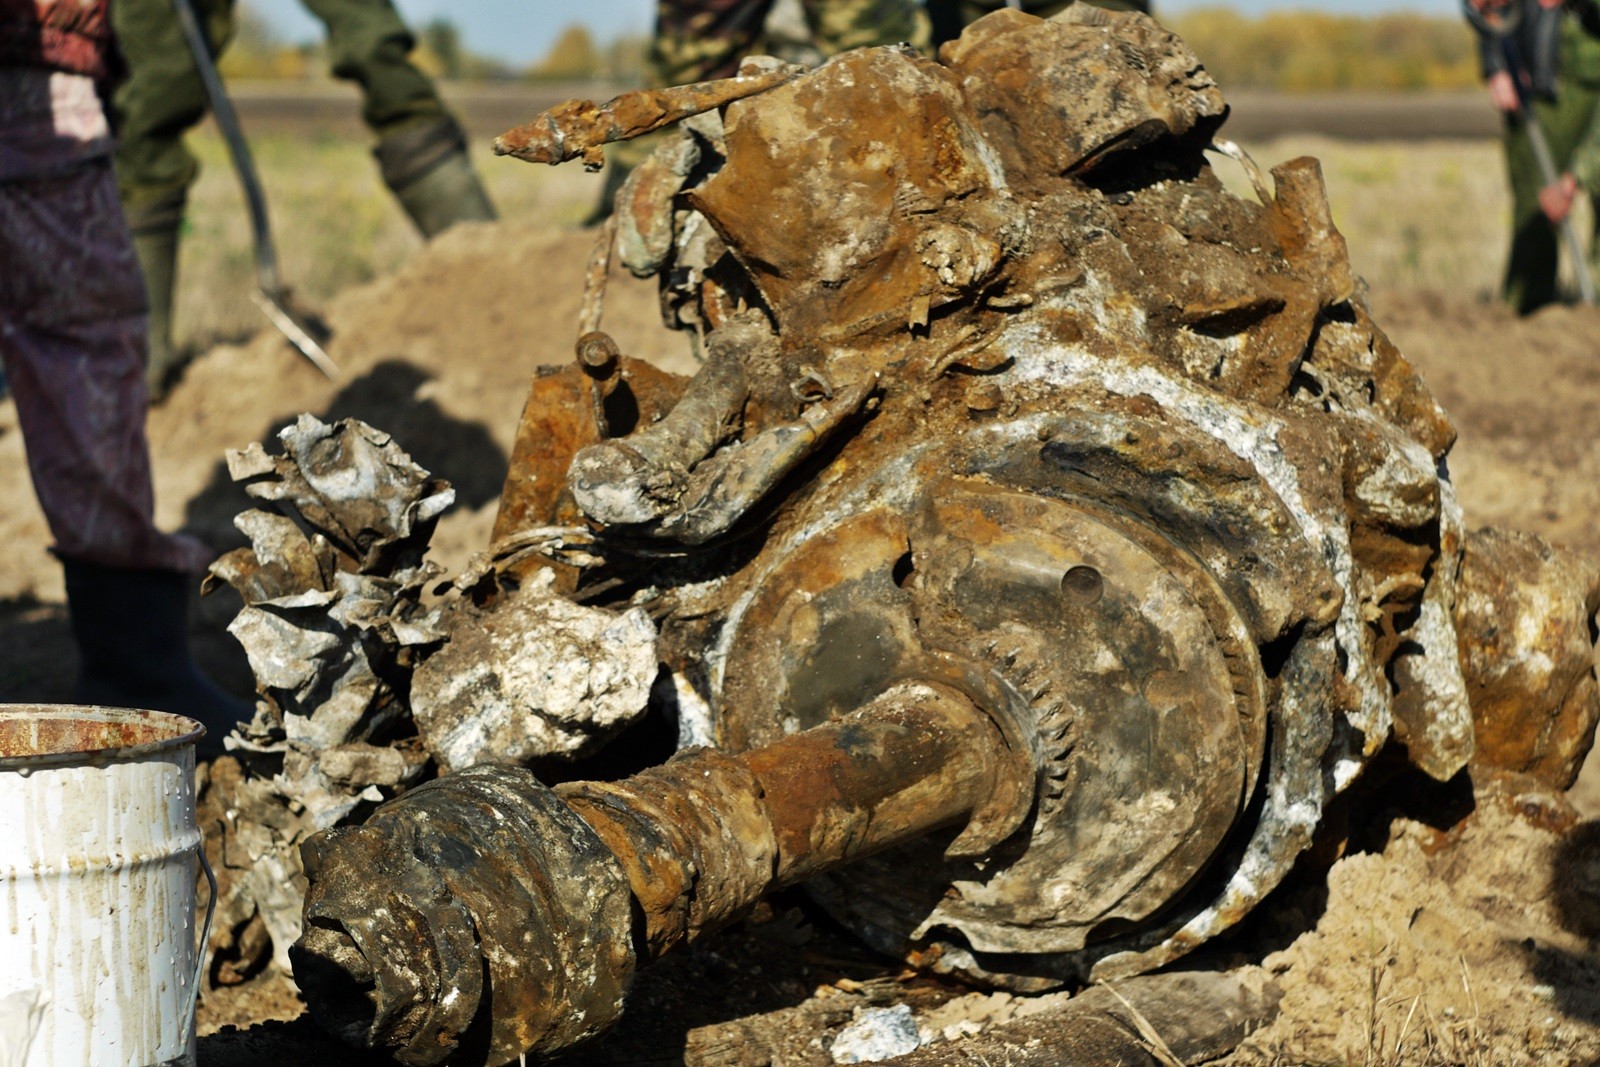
[376,117,497,239]
[124,198,184,403]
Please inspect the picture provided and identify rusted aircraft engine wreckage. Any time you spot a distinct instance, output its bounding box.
[200,7,1599,1066]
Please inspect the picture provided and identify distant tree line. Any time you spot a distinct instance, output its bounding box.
[218,6,1483,93]
[216,6,644,83]
[1169,8,1480,92]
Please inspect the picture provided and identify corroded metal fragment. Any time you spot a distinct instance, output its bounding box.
[492,66,800,169]
[202,416,452,972]
[1455,527,1600,788]
[269,6,1600,1063]
[940,6,1227,183]
[201,416,654,976]
[410,568,657,770]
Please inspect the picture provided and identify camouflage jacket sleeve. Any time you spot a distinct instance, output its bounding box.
[1571,91,1600,189]
[1464,0,1514,79]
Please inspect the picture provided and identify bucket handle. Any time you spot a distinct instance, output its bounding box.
[182,848,218,1054]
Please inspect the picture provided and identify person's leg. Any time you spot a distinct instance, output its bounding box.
[922,0,968,49]
[1543,73,1600,301]
[0,157,245,741]
[1504,23,1600,314]
[110,0,236,397]
[1589,186,1600,283]
[299,0,495,236]
[0,211,200,573]
[370,114,498,237]
[299,0,437,132]
[653,0,777,87]
[1502,111,1562,314]
[1071,0,1149,12]
[803,0,930,55]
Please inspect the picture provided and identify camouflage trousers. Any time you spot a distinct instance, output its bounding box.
[652,0,930,87]
[927,0,1152,48]
[1499,19,1600,313]
[111,0,447,227]
[0,71,210,574]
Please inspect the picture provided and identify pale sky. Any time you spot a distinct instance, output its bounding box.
[247,0,1465,68]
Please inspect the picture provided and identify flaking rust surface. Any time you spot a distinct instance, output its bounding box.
[533,4,1572,984]
[198,6,1600,1065]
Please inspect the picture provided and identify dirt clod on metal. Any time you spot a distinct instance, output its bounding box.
[197,7,1598,1067]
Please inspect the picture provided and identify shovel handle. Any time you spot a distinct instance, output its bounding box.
[168,0,282,300]
[1521,115,1599,304]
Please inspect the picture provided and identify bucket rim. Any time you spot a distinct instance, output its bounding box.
[0,704,205,771]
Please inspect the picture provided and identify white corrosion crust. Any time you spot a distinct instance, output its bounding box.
[412,569,659,771]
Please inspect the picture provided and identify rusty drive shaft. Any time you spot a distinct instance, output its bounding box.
[292,681,1011,1066]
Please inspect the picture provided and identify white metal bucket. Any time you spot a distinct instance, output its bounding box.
[0,705,209,1067]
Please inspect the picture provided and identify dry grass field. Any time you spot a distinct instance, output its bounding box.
[171,126,601,355]
[172,123,1534,359]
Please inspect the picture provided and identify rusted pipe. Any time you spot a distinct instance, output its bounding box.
[566,317,759,526]
[493,68,799,168]
[745,682,1002,884]
[564,681,1003,960]
[577,212,617,338]
[576,330,622,437]
[293,681,1011,1066]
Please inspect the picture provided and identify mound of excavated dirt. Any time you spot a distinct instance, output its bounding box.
[0,222,695,607]
[3,223,1600,1065]
[1219,777,1600,1066]
[0,222,696,703]
[1372,290,1600,565]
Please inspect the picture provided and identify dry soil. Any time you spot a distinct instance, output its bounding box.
[3,222,1599,1066]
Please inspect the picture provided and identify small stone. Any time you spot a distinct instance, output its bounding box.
[965,382,1003,412]
[831,1005,925,1064]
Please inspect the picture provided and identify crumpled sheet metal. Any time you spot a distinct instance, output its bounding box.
[204,416,654,976]
[687,47,1002,340]
[940,6,1226,183]
[204,417,457,970]
[214,420,449,747]
[226,413,454,575]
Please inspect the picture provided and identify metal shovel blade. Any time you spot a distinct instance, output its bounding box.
[251,290,338,379]
[171,0,343,375]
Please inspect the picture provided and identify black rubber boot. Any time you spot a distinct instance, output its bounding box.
[63,559,250,758]
[375,116,497,238]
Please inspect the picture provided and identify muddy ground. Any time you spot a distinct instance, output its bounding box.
[3,219,1600,1065]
